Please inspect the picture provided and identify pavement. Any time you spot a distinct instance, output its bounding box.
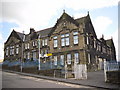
[2,69,120,89]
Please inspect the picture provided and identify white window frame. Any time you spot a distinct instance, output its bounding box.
[12,46,14,55]
[54,39,57,48]
[73,35,78,45]
[45,39,47,46]
[27,43,29,49]
[42,39,45,46]
[60,55,64,65]
[10,46,12,55]
[86,33,89,44]
[61,38,65,46]
[54,56,57,65]
[33,41,35,46]
[16,45,19,54]
[94,38,96,48]
[74,53,79,64]
[67,54,71,64]
[65,37,69,46]
[25,44,27,49]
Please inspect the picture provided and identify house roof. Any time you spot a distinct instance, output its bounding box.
[106,39,113,47]
[6,12,91,42]
[37,27,53,38]
[16,31,24,40]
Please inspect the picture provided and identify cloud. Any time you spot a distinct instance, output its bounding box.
[92,16,112,38]
[66,0,118,10]
[1,0,119,33]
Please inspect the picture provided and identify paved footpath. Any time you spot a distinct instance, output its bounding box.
[2,70,120,89]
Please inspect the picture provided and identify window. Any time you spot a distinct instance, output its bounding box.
[33,41,35,46]
[54,56,57,65]
[53,36,58,48]
[67,54,71,64]
[61,38,65,46]
[25,44,27,49]
[74,53,79,64]
[33,52,36,60]
[61,34,69,46]
[42,40,45,46]
[73,31,78,45]
[73,32,78,35]
[73,35,78,44]
[86,33,89,44]
[65,37,69,46]
[27,52,30,59]
[88,54,91,64]
[10,46,12,55]
[35,40,37,46]
[12,46,14,55]
[6,47,9,56]
[60,55,64,65]
[53,36,57,39]
[25,43,29,49]
[102,46,106,53]
[94,38,96,48]
[27,43,29,49]
[65,34,69,46]
[16,45,19,54]
[45,39,47,45]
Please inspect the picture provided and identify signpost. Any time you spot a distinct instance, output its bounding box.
[38,35,41,70]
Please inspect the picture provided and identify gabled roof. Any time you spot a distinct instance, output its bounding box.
[5,30,24,44]
[54,12,79,28]
[106,39,114,47]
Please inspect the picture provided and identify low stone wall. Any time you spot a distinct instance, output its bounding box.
[22,67,38,74]
[106,70,120,84]
[2,65,64,78]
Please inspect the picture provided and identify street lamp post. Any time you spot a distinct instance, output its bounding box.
[38,35,41,70]
[21,31,25,72]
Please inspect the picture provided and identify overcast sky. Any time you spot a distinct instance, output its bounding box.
[0,0,119,61]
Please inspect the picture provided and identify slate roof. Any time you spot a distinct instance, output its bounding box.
[16,31,24,40]
[106,39,113,47]
[37,27,53,38]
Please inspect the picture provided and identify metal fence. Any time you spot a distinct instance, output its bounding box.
[104,60,119,71]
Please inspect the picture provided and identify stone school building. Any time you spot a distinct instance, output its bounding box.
[3,11,116,79]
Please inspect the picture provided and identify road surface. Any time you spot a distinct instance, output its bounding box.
[2,71,106,89]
